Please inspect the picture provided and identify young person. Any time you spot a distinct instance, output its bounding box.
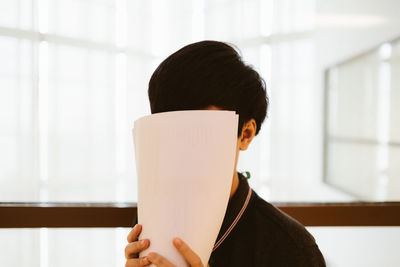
[125,41,326,267]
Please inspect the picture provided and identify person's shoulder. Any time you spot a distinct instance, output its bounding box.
[250,189,317,248]
[248,190,326,266]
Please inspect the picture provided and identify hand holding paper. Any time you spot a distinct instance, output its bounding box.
[132,110,239,267]
[125,224,210,267]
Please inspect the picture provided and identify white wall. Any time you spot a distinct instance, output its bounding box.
[308,227,400,267]
[316,0,400,69]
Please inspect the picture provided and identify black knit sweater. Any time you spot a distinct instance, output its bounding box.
[208,172,326,267]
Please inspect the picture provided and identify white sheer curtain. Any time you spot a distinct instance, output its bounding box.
[0,0,320,203]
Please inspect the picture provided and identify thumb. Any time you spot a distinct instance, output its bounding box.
[173,238,204,267]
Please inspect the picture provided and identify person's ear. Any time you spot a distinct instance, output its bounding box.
[238,119,257,151]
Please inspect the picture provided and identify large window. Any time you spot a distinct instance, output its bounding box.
[0,0,150,202]
[1,0,338,203]
[325,38,400,201]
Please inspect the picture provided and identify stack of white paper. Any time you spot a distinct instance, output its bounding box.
[132,110,239,267]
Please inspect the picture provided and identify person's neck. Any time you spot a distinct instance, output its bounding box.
[229,171,239,200]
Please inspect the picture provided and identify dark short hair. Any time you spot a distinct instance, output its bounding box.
[148,40,269,137]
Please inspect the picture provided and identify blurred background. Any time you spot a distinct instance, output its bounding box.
[1,0,400,266]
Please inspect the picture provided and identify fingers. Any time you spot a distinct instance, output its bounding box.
[147,252,176,267]
[125,239,150,259]
[125,224,152,266]
[173,238,203,267]
[125,257,151,267]
[127,224,142,243]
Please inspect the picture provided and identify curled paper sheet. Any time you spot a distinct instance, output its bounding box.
[132,110,239,267]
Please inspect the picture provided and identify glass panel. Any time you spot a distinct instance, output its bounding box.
[204,0,234,41]
[326,142,379,200]
[327,144,399,201]
[326,38,400,201]
[48,0,115,42]
[0,1,17,27]
[145,0,193,57]
[0,36,36,201]
[0,0,32,29]
[0,228,130,267]
[390,43,400,142]
[45,44,117,201]
[0,229,39,266]
[126,0,152,52]
[327,56,380,140]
